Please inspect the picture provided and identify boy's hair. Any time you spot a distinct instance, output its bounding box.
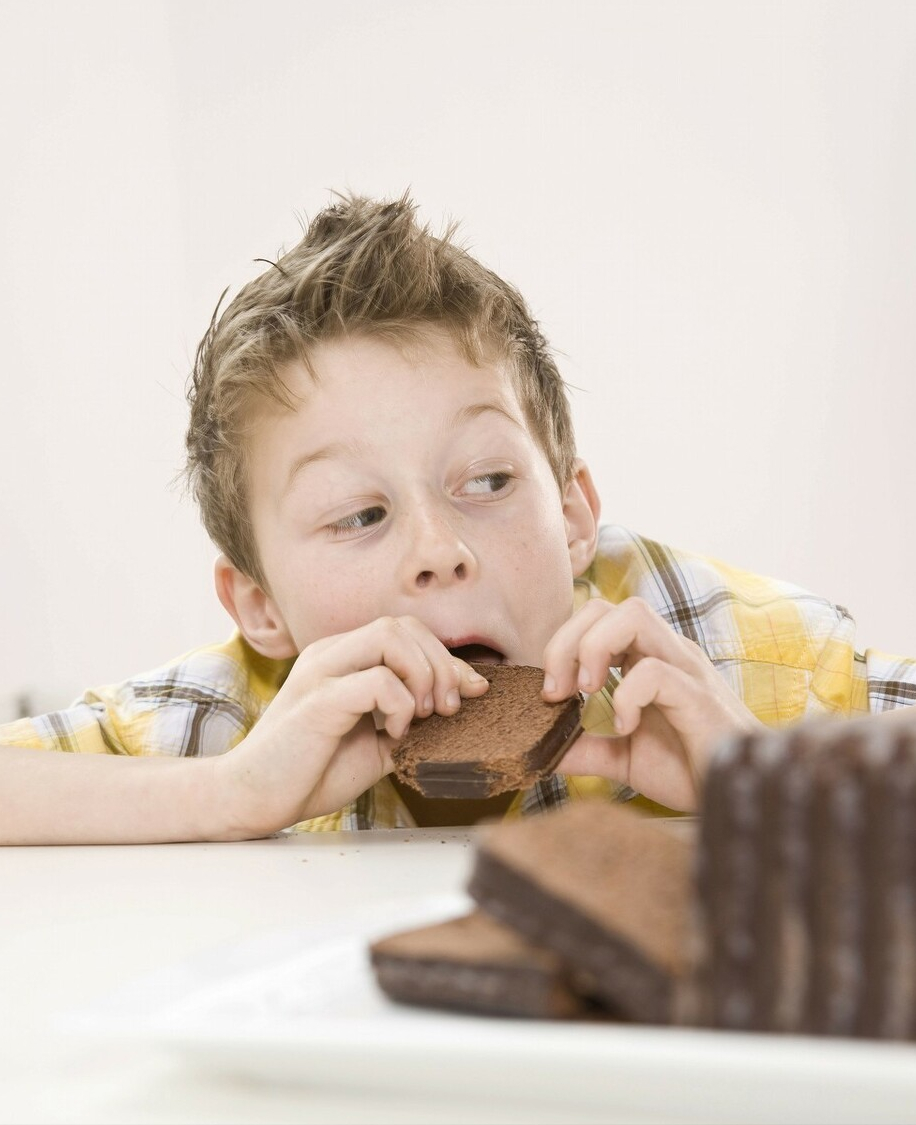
[183,191,576,590]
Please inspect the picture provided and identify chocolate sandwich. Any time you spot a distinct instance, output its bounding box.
[370,909,599,1019]
[391,663,582,798]
[468,800,694,1024]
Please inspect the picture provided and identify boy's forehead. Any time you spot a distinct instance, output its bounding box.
[243,328,539,495]
[275,328,524,421]
[309,324,505,379]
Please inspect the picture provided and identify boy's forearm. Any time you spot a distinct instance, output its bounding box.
[0,746,252,845]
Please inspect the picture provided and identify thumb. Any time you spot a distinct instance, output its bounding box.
[376,733,396,776]
[555,729,631,784]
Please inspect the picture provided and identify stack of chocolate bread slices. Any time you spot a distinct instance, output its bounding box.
[373,662,916,1040]
[683,717,916,1038]
[371,801,692,1022]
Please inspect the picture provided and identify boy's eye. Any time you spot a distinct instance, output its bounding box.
[463,471,513,495]
[328,506,386,535]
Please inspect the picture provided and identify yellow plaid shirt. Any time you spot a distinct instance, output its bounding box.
[3,525,914,830]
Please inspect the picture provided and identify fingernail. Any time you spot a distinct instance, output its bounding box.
[466,668,485,682]
[613,715,625,734]
[423,693,433,713]
[543,673,556,693]
[446,689,460,709]
[578,667,592,691]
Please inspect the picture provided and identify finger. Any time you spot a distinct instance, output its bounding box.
[394,616,490,715]
[541,597,616,699]
[610,659,710,803]
[296,617,488,720]
[305,714,397,821]
[374,731,397,775]
[329,714,397,783]
[452,659,491,702]
[302,665,418,742]
[298,617,441,718]
[553,729,633,785]
[543,597,702,701]
[581,598,702,685]
[611,656,705,737]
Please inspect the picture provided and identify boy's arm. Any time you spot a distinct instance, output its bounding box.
[0,746,235,844]
[0,616,488,845]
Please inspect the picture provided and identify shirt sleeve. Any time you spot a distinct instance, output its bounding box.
[849,646,916,715]
[587,525,916,726]
[0,641,266,757]
[0,702,123,754]
[789,600,916,719]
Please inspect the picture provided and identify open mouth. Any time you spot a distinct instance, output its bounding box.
[447,643,506,665]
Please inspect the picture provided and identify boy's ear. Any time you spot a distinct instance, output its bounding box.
[213,554,298,660]
[562,459,601,578]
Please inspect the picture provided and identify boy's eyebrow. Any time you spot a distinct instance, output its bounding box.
[284,402,523,493]
[452,401,526,431]
[284,440,364,493]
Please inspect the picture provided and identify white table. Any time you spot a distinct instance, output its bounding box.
[3,828,916,1125]
[0,828,612,1124]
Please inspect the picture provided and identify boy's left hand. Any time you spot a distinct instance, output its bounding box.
[541,596,766,811]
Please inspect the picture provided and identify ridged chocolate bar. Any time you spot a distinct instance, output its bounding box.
[685,718,916,1039]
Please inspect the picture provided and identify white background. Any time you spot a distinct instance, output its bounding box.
[1,0,914,714]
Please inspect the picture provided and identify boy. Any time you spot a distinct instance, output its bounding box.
[2,193,914,844]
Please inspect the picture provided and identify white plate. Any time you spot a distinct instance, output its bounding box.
[67,893,916,1125]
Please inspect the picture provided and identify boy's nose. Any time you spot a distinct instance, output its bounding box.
[403,507,476,591]
[415,561,467,588]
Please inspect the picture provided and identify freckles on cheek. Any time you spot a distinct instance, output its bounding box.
[307,567,378,638]
[510,530,543,569]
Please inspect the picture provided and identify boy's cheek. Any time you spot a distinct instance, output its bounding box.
[282,574,381,647]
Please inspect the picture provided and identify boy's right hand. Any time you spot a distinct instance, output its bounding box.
[541,595,765,812]
[213,616,489,838]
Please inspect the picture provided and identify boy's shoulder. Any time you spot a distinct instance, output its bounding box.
[91,633,296,756]
[115,632,294,711]
[587,524,851,666]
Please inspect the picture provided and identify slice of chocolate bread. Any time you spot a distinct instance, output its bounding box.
[391,663,582,798]
[369,909,598,1019]
[684,717,916,1039]
[467,800,694,1024]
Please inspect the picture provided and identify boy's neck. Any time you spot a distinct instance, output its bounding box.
[389,776,517,828]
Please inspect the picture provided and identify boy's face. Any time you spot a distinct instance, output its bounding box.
[229,327,599,667]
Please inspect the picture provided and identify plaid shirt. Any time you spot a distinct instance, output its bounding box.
[3,525,914,830]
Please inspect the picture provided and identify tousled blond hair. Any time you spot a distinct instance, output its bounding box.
[183,192,576,589]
